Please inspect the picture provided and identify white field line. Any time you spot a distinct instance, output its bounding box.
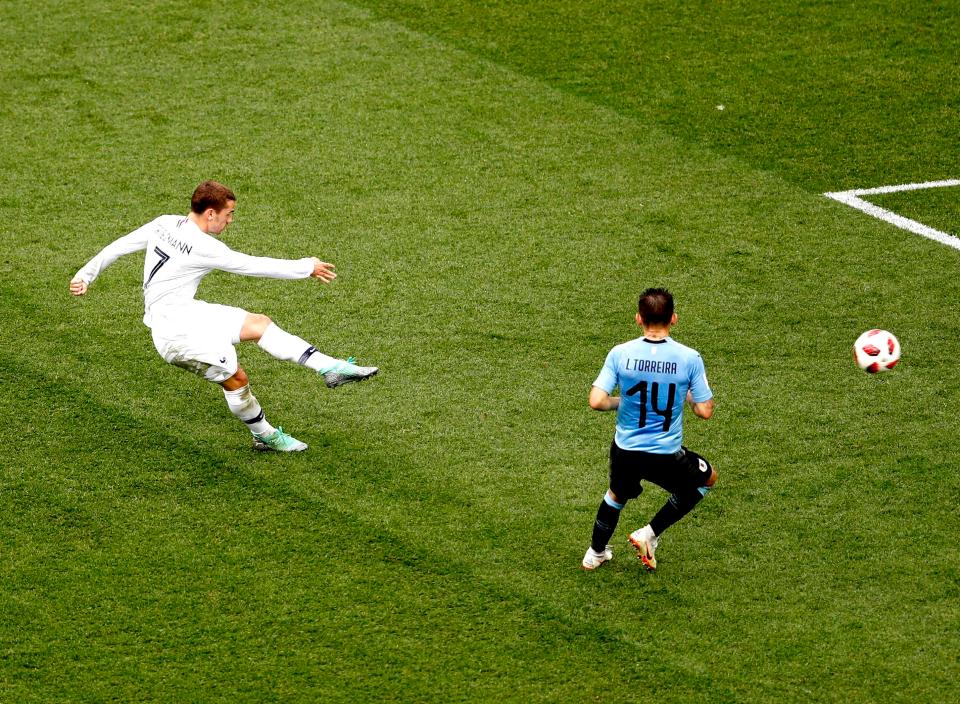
[824,179,960,251]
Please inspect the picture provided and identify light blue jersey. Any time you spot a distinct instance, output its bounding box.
[593,336,712,453]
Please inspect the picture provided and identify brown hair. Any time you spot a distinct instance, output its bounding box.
[190,180,236,214]
[638,287,674,325]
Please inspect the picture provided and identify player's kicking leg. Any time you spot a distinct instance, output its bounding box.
[243,314,379,387]
[318,356,379,388]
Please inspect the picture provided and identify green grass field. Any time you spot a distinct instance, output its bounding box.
[2,1,958,701]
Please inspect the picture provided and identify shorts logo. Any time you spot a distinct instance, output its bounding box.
[698,458,709,473]
[219,357,227,364]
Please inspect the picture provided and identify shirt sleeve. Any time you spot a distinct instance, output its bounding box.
[200,239,315,279]
[592,348,619,393]
[688,354,713,403]
[73,224,152,284]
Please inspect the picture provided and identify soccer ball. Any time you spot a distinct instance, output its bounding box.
[852,329,901,373]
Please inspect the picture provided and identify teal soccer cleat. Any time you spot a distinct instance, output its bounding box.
[322,357,379,389]
[253,427,308,452]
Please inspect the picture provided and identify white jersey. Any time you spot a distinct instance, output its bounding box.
[74,215,315,327]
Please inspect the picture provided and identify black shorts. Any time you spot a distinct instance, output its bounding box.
[608,441,713,501]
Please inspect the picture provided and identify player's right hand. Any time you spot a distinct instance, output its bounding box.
[70,278,88,296]
[310,258,337,283]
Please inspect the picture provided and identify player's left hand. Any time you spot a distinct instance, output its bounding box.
[70,278,88,296]
[310,258,337,283]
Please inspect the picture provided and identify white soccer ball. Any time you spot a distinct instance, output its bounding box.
[852,329,901,373]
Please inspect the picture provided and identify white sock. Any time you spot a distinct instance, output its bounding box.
[257,323,338,373]
[222,385,274,436]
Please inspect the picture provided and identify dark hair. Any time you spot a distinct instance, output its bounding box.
[638,287,674,325]
[190,180,236,214]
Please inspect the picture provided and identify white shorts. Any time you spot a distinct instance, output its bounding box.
[149,301,248,383]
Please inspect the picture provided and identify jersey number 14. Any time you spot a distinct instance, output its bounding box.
[625,381,677,431]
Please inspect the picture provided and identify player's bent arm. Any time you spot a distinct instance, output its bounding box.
[691,397,714,419]
[589,385,620,411]
[685,388,714,419]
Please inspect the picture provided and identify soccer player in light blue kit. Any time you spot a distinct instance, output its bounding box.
[582,288,716,571]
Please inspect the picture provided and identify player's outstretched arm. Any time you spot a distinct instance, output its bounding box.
[310,258,337,283]
[69,278,88,296]
[214,249,335,282]
[70,227,151,295]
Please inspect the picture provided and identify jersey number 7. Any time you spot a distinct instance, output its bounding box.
[146,246,170,285]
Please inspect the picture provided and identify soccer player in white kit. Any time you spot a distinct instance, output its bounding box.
[69,180,378,452]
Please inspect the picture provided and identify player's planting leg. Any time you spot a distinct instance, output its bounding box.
[252,427,308,452]
[222,384,307,452]
[583,492,623,570]
[581,545,613,570]
[256,322,378,388]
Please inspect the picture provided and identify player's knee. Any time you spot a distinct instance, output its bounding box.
[250,313,272,333]
[605,490,626,509]
[239,313,274,343]
[222,367,249,390]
